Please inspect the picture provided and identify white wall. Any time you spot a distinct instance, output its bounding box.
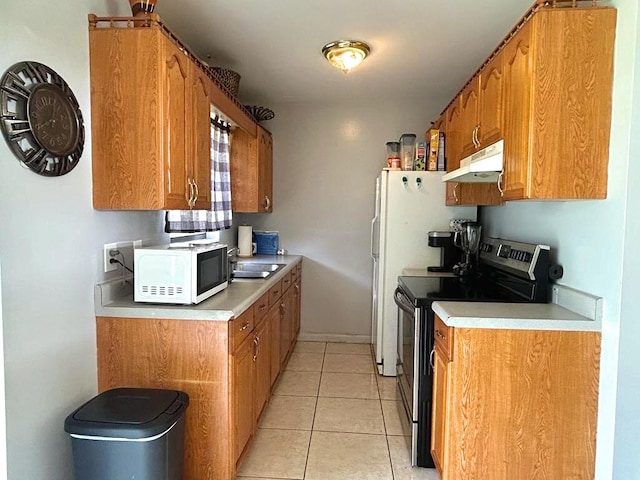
[0,261,7,480]
[480,0,638,478]
[613,1,640,477]
[246,101,445,339]
[0,2,166,478]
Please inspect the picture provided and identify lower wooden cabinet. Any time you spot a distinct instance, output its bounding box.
[431,315,600,480]
[233,332,255,463]
[253,317,271,423]
[268,303,281,388]
[430,348,449,472]
[96,261,302,480]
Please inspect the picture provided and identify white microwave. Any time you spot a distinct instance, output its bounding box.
[134,242,229,304]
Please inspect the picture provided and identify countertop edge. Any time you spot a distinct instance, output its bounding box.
[95,255,302,322]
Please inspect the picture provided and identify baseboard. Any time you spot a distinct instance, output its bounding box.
[297,333,371,344]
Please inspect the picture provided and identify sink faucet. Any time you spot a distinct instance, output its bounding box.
[227,248,238,283]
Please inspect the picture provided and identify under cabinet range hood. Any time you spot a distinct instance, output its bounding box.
[442,139,504,183]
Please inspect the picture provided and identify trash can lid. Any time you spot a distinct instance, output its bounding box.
[64,388,189,439]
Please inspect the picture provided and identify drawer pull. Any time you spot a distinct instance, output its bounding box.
[259,304,267,311]
[240,322,250,331]
[435,329,446,340]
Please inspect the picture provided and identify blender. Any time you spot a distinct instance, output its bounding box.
[453,222,482,276]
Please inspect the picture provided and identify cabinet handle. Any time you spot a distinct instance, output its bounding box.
[453,183,459,203]
[253,336,259,362]
[435,329,446,340]
[185,178,193,206]
[193,180,199,204]
[240,321,250,331]
[497,171,504,197]
[471,126,478,148]
[259,303,267,311]
[279,303,285,317]
[264,195,271,212]
[189,178,197,208]
[430,348,435,370]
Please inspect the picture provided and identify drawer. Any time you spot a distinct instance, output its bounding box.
[232,307,254,350]
[281,271,293,292]
[268,280,283,307]
[254,291,270,326]
[434,314,454,362]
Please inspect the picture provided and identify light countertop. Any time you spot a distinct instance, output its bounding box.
[433,284,603,332]
[95,255,302,322]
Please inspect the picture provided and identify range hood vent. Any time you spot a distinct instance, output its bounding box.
[442,140,504,183]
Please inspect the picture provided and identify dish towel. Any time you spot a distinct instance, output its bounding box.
[165,117,233,232]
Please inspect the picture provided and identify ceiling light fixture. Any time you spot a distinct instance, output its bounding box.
[322,40,370,73]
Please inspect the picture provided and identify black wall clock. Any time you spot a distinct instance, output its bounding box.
[0,61,84,176]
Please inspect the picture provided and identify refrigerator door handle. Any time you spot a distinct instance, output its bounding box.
[370,216,378,259]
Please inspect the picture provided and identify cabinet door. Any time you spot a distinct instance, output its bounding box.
[233,335,254,462]
[444,100,463,206]
[162,38,192,209]
[431,348,450,476]
[459,79,480,159]
[286,287,297,353]
[257,126,273,213]
[279,297,291,367]
[230,128,257,212]
[254,319,271,422]
[478,54,504,149]
[191,65,212,209]
[502,21,534,200]
[268,305,281,388]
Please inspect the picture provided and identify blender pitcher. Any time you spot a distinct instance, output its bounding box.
[461,222,482,272]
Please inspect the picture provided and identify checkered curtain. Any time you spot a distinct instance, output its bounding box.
[165,118,233,232]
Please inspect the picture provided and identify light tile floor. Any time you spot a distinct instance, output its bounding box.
[237,341,440,480]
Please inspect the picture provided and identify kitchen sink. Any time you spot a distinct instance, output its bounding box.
[232,262,285,279]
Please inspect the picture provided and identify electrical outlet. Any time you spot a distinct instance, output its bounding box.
[103,243,119,273]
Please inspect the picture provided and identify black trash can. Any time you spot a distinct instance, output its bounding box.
[64,388,189,480]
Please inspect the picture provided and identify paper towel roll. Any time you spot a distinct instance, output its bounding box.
[238,226,253,257]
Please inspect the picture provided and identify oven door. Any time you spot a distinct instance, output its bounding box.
[395,285,436,468]
[394,287,420,456]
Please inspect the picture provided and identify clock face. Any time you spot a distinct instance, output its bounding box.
[0,61,84,176]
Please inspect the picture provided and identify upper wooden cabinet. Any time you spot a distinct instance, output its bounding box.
[501,7,616,200]
[444,96,502,207]
[459,54,504,159]
[230,125,274,213]
[162,37,211,210]
[88,14,256,210]
[438,4,616,203]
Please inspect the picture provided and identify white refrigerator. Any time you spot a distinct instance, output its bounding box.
[370,171,476,376]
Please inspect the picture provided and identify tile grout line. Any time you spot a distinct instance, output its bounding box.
[301,341,325,480]
[372,350,397,480]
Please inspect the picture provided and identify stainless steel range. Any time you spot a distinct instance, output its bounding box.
[394,237,555,467]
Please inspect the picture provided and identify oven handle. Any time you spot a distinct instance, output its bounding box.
[394,287,415,316]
